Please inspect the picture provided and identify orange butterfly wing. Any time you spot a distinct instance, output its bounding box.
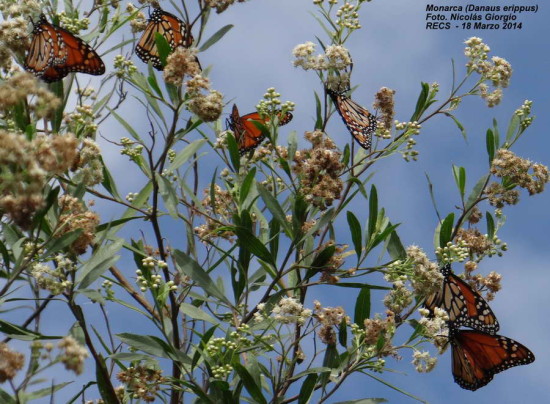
[451,329,534,390]
[135,7,194,71]
[327,89,376,150]
[227,104,293,154]
[24,14,104,83]
[424,264,499,334]
[24,15,60,75]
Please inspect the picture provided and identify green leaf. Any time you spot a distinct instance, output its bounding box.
[199,24,233,52]
[347,211,362,260]
[257,184,292,236]
[95,354,119,403]
[240,167,256,206]
[486,128,495,164]
[486,211,495,240]
[0,388,16,404]
[233,363,267,404]
[319,344,339,386]
[41,229,82,257]
[77,238,124,289]
[298,373,318,404]
[0,320,60,340]
[452,165,466,199]
[117,333,188,362]
[314,91,323,130]
[101,159,122,200]
[154,32,171,68]
[305,244,336,281]
[505,114,520,145]
[439,213,455,248]
[444,112,467,140]
[465,174,490,213]
[109,352,152,361]
[233,227,274,265]
[173,250,231,305]
[226,131,240,172]
[386,226,406,260]
[180,303,218,324]
[354,287,371,325]
[411,82,429,121]
[192,325,218,370]
[367,185,378,241]
[338,316,348,348]
[110,110,143,142]
[156,173,179,218]
[168,139,207,171]
[22,382,72,401]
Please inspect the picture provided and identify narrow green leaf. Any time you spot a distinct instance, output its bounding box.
[354,287,371,325]
[411,82,429,121]
[41,229,82,257]
[367,185,378,241]
[465,174,490,212]
[117,333,177,359]
[305,244,336,281]
[233,227,274,265]
[22,382,71,400]
[347,211,362,260]
[233,363,267,404]
[110,110,143,142]
[444,112,467,140]
[173,250,231,305]
[192,325,218,370]
[0,388,16,404]
[338,316,348,348]
[168,139,207,171]
[486,129,495,164]
[101,158,122,200]
[439,213,455,248]
[0,320,59,340]
[257,184,292,236]
[386,226,406,260]
[505,114,520,145]
[154,32,171,68]
[314,91,323,129]
[226,132,240,172]
[269,218,280,258]
[199,24,233,52]
[240,167,256,205]
[180,303,218,324]
[156,173,179,218]
[77,238,124,289]
[452,165,466,199]
[486,211,495,240]
[298,374,318,404]
[95,354,119,403]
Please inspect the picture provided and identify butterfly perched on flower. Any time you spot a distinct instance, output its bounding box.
[24,14,105,83]
[135,6,195,71]
[226,104,293,155]
[327,88,377,150]
[448,327,534,391]
[424,264,499,334]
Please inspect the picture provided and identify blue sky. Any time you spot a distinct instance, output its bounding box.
[12,0,550,402]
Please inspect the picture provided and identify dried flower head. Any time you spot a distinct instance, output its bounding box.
[292,131,344,210]
[57,195,100,255]
[163,47,201,86]
[57,336,89,375]
[373,87,396,133]
[117,365,167,402]
[0,343,24,382]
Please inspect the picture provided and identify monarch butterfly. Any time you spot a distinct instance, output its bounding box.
[424,264,499,334]
[327,88,377,150]
[226,104,293,155]
[135,6,195,71]
[449,328,535,390]
[24,14,105,83]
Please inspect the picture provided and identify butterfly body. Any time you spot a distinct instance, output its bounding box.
[24,14,105,83]
[449,328,535,391]
[327,88,376,150]
[424,264,499,334]
[135,7,194,70]
[226,104,293,155]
